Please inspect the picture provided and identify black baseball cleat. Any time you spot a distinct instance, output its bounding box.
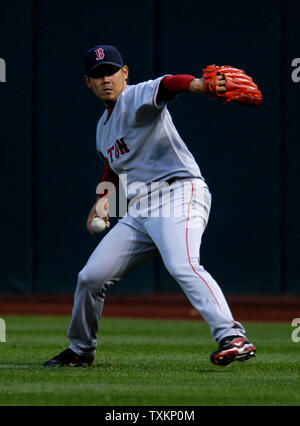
[43,348,94,367]
[210,336,256,366]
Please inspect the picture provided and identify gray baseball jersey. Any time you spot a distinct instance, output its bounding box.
[96,77,204,198]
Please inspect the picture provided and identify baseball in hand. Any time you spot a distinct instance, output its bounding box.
[90,217,106,233]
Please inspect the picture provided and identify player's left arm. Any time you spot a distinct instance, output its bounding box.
[86,163,118,235]
[157,74,226,104]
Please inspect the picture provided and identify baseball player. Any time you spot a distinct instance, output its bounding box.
[44,45,261,368]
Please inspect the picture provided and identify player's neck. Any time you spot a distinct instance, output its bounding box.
[106,102,115,114]
[103,100,116,111]
[103,104,115,124]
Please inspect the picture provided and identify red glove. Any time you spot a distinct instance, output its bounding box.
[203,64,262,107]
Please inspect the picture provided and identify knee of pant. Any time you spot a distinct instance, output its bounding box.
[164,256,202,282]
[77,268,101,290]
[77,269,115,298]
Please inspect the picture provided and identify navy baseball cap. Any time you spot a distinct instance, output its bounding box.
[84,45,124,76]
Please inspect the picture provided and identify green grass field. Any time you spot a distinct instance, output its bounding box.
[0,315,299,406]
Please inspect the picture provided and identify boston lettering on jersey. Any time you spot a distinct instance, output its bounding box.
[107,138,130,163]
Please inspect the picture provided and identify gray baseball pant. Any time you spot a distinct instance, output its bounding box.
[67,178,245,356]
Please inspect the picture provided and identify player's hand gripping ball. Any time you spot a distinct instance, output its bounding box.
[203,64,262,107]
[90,217,106,234]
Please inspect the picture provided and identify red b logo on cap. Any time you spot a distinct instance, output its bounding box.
[95,48,105,61]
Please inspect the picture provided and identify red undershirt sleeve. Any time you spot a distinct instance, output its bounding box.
[161,74,195,92]
[97,163,119,199]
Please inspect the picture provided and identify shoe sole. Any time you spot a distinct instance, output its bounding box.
[69,362,93,367]
[44,359,94,367]
[44,362,93,367]
[211,343,256,366]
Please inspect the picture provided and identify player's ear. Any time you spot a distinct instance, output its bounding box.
[122,65,129,82]
[85,75,91,88]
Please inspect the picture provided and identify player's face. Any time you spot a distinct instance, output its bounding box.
[86,65,129,106]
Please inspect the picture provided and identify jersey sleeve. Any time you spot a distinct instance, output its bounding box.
[151,76,170,108]
[123,77,172,126]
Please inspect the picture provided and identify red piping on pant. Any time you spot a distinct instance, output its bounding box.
[185,181,223,312]
[185,180,239,335]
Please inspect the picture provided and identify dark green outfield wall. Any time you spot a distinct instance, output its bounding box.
[0,0,299,294]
